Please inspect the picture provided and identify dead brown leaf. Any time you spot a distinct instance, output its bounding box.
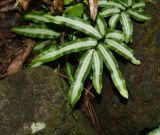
[1,39,35,77]
[0,30,16,39]
[0,0,15,12]
[15,0,32,11]
[53,0,63,12]
[89,0,98,21]
[0,0,14,6]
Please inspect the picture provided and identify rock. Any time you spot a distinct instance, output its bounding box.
[93,3,160,135]
[0,66,96,135]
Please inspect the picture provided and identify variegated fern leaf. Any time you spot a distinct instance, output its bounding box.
[99,0,151,43]
[16,13,141,108]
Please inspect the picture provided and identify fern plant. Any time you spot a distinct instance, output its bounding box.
[12,13,140,107]
[99,0,151,43]
[11,0,151,108]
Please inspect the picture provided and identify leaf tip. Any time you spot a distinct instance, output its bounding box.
[11,27,17,32]
[131,59,141,65]
[96,89,102,95]
[121,90,129,99]
[125,35,132,44]
[147,16,152,20]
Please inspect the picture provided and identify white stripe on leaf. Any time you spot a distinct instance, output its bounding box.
[127,9,151,21]
[11,26,60,39]
[106,30,125,41]
[24,12,50,23]
[68,49,94,107]
[92,50,103,94]
[45,15,102,39]
[97,44,128,98]
[98,1,126,10]
[105,39,141,65]
[120,12,133,43]
[109,14,120,30]
[100,8,120,18]
[115,0,128,7]
[132,2,145,9]
[32,38,97,63]
[96,14,107,36]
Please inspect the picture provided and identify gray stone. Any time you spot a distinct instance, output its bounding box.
[0,66,96,135]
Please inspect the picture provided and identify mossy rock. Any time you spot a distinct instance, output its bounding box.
[0,66,96,135]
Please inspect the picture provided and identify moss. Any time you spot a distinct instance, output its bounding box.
[0,66,96,135]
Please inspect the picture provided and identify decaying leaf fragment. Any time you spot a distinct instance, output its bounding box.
[15,0,32,11]
[54,0,63,12]
[0,0,15,12]
[89,0,98,20]
[1,39,35,77]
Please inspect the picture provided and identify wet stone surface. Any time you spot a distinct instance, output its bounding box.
[0,66,96,135]
[93,3,160,135]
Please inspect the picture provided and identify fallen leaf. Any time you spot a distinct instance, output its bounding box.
[15,0,32,11]
[0,0,14,6]
[0,30,16,39]
[1,39,35,77]
[0,0,15,12]
[53,0,63,12]
[89,0,98,20]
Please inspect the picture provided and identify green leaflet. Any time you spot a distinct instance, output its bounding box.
[96,14,107,36]
[120,12,133,43]
[45,14,102,39]
[100,8,120,18]
[11,26,60,39]
[98,1,126,10]
[33,40,53,52]
[68,49,94,107]
[105,39,141,65]
[127,0,132,6]
[64,0,73,5]
[109,14,120,30]
[127,9,151,21]
[29,61,43,68]
[92,50,103,94]
[24,12,50,23]
[65,62,74,82]
[113,0,128,7]
[30,46,58,67]
[64,3,84,17]
[106,30,125,41]
[132,2,145,9]
[34,41,47,52]
[97,44,128,98]
[32,38,97,63]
